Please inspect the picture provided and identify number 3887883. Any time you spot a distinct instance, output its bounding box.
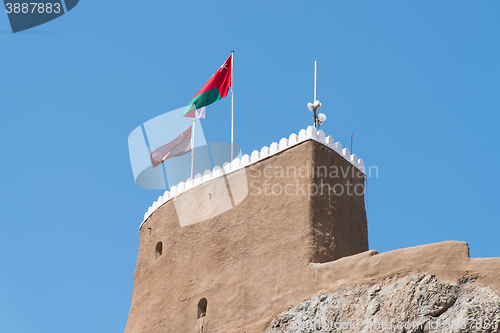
[5,3,61,14]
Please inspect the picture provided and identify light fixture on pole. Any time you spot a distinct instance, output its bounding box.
[308,61,326,129]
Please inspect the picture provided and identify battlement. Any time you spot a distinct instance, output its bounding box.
[140,125,365,228]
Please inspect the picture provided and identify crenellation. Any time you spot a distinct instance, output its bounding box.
[333,141,342,154]
[170,185,178,196]
[250,150,260,162]
[317,129,326,143]
[269,142,279,154]
[212,165,222,178]
[350,153,358,165]
[298,128,307,141]
[278,138,288,150]
[185,178,194,189]
[139,126,367,229]
[306,126,317,139]
[177,181,186,192]
[241,154,251,166]
[194,174,203,186]
[230,157,241,170]
[202,169,212,182]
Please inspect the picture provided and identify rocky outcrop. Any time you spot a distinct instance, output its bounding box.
[267,274,500,332]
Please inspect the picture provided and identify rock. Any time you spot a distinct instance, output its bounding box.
[266,274,500,333]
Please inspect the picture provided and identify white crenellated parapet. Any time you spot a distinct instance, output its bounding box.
[279,138,289,150]
[306,126,317,140]
[358,158,365,173]
[350,154,358,166]
[270,142,279,154]
[223,162,231,173]
[333,142,342,154]
[260,146,270,158]
[163,191,170,201]
[231,157,241,170]
[298,129,307,142]
[342,148,351,160]
[203,169,212,182]
[325,135,334,148]
[170,186,178,196]
[185,178,194,190]
[194,174,203,186]
[139,125,367,229]
[241,154,251,166]
[317,130,326,143]
[251,150,260,162]
[213,165,222,178]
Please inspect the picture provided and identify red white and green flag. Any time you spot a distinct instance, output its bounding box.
[150,124,193,168]
[183,55,232,118]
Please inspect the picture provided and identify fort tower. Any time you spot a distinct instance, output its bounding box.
[125,126,368,333]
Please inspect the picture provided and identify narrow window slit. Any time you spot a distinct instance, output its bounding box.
[155,241,163,259]
[197,298,207,319]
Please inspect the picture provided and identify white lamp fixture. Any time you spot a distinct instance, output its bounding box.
[308,99,326,129]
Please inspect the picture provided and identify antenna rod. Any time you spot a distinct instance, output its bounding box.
[350,134,353,154]
[314,61,317,102]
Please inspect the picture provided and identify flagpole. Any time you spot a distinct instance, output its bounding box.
[191,119,196,179]
[231,50,234,162]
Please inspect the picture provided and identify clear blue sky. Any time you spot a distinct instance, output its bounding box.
[1,1,499,332]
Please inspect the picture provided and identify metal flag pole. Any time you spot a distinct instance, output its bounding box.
[191,119,196,179]
[231,50,234,162]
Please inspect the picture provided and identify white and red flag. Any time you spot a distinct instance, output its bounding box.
[150,124,192,168]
